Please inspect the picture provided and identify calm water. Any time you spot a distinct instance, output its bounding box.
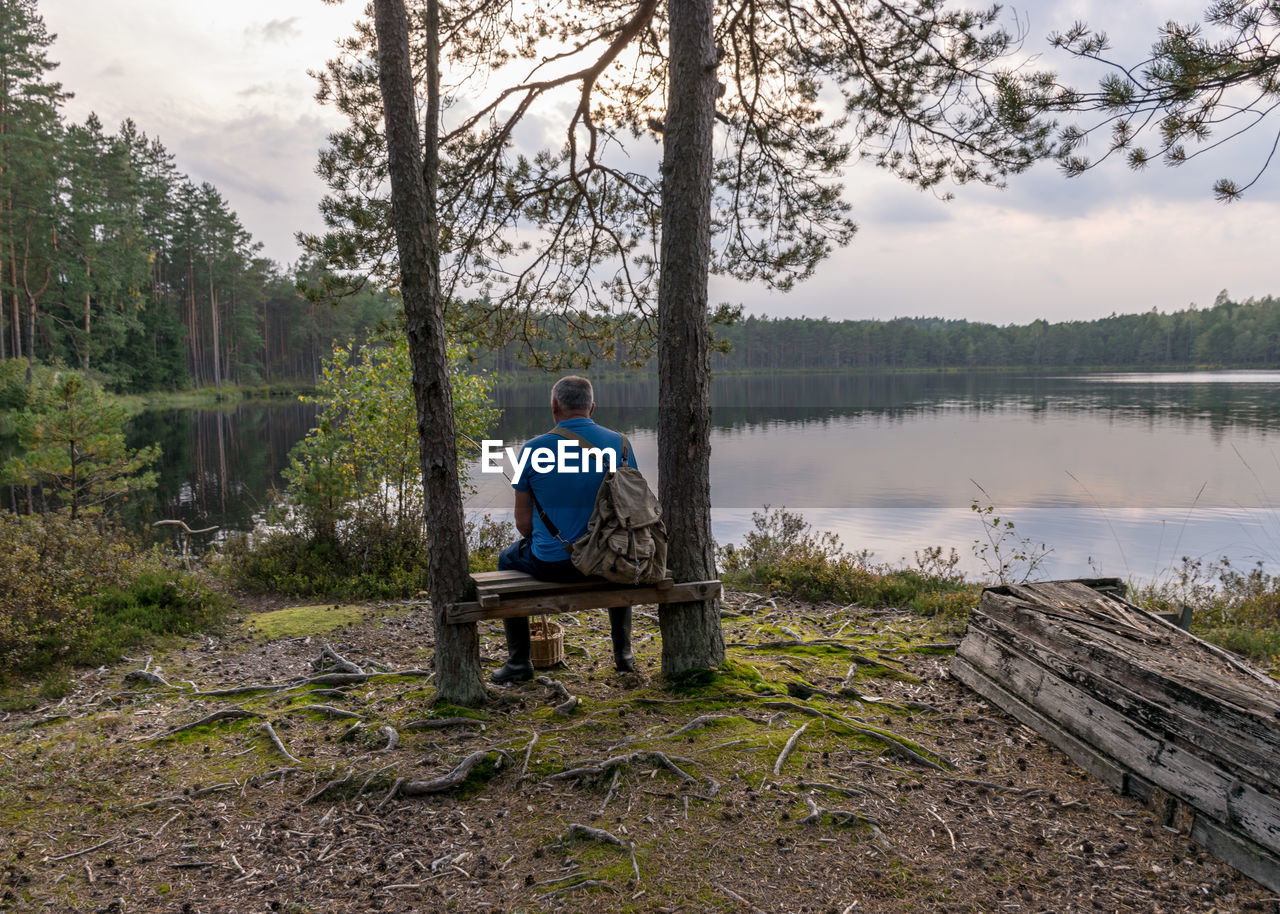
[131,372,1280,582]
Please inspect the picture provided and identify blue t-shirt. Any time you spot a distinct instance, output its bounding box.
[513,416,638,561]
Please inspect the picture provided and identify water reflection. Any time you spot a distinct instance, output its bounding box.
[123,399,319,542]
[126,372,1280,580]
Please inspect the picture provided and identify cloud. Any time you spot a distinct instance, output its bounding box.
[97,61,126,79]
[246,17,303,44]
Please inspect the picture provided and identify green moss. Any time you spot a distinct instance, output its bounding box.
[244,604,368,640]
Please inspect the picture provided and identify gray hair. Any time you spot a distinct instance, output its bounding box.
[551,376,594,412]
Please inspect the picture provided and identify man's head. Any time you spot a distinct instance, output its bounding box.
[551,376,594,420]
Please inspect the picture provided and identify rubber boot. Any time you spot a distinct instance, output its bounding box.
[490,617,534,684]
[609,606,635,673]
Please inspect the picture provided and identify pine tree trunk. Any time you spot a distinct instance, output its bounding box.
[209,269,222,388]
[373,0,484,706]
[8,242,20,361]
[82,261,91,372]
[655,0,726,675]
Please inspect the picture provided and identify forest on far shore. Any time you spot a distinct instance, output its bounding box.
[473,291,1280,374]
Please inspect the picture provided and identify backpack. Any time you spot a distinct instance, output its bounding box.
[528,426,668,585]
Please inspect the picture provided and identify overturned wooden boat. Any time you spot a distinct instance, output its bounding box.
[952,579,1280,891]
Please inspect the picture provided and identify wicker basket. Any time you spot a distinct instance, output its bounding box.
[529,617,565,668]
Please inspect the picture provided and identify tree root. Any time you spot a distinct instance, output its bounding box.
[536,676,579,716]
[799,793,883,831]
[143,709,263,741]
[547,751,697,785]
[403,717,485,730]
[772,722,809,776]
[396,749,508,798]
[663,713,730,739]
[762,700,950,771]
[563,823,625,846]
[313,644,363,675]
[283,704,365,721]
[375,725,399,752]
[259,720,302,764]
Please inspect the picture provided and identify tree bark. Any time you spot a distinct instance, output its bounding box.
[655,0,726,674]
[373,0,484,706]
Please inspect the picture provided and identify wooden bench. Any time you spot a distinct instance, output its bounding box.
[447,570,722,624]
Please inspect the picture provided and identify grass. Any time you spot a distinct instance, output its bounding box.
[719,508,979,625]
[244,604,370,640]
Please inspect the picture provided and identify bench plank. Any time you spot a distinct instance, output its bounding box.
[449,580,721,624]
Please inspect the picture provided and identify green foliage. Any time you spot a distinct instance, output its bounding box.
[969,487,1053,585]
[1048,2,1280,199]
[225,333,502,598]
[1132,556,1280,676]
[0,513,227,676]
[719,507,977,617]
[1,373,158,518]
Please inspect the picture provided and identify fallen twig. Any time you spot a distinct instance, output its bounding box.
[46,836,119,862]
[714,881,767,914]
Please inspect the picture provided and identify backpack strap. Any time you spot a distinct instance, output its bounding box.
[551,426,630,463]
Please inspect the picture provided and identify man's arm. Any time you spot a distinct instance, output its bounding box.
[514,489,533,538]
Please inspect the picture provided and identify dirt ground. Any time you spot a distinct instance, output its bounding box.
[2,592,1276,914]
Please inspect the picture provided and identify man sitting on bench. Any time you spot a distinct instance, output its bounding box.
[490,376,639,684]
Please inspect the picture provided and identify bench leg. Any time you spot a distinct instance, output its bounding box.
[490,618,535,684]
[609,607,635,673]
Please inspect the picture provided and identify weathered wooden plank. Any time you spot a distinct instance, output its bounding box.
[966,610,1280,783]
[979,590,1280,733]
[472,572,677,597]
[950,656,1128,791]
[1191,810,1280,894]
[957,652,1280,893]
[987,585,1280,701]
[957,634,1280,855]
[448,580,722,624]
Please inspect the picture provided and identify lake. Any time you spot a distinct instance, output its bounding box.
[128,371,1280,583]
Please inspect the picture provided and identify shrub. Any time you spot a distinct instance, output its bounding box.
[225,332,500,599]
[719,507,977,617]
[0,514,228,676]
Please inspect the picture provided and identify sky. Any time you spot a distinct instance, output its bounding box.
[36,0,1280,326]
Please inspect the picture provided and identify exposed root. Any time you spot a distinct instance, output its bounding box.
[375,725,399,752]
[259,720,302,764]
[663,713,730,738]
[563,823,625,846]
[300,768,356,806]
[548,751,696,785]
[802,780,890,802]
[799,793,883,831]
[403,717,485,730]
[593,767,622,818]
[313,644,363,675]
[536,675,580,716]
[143,709,263,741]
[772,722,809,777]
[281,704,365,721]
[540,878,612,897]
[398,749,508,797]
[762,700,950,771]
